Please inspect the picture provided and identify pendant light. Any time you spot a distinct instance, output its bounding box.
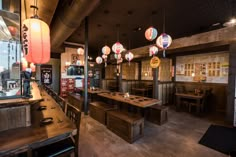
[22,0,50,64]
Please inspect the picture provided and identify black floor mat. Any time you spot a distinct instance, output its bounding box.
[199,125,236,156]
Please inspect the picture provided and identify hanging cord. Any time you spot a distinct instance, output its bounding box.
[30,0,38,18]
[163,8,166,33]
[116,24,120,41]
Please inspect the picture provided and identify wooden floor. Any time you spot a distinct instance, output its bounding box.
[79,108,228,157]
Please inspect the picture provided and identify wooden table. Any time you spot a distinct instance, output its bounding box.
[98,92,161,108]
[175,93,204,113]
[78,88,110,102]
[0,86,76,156]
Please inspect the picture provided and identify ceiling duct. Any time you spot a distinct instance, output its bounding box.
[50,0,100,51]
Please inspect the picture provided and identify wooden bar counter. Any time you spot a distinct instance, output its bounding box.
[0,83,76,156]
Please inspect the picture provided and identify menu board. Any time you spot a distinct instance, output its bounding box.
[176,51,229,83]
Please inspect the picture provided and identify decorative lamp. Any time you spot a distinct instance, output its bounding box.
[125,51,134,66]
[8,26,17,37]
[77,48,84,55]
[112,42,124,54]
[30,63,36,72]
[149,46,158,56]
[22,18,50,64]
[102,54,108,67]
[145,26,158,41]
[156,33,172,57]
[96,56,103,64]
[150,56,161,68]
[102,45,111,55]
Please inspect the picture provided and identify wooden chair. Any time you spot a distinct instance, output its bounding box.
[32,104,81,157]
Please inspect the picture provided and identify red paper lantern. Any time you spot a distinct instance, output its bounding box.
[8,26,17,37]
[22,18,50,64]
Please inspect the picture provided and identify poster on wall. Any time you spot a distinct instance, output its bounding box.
[41,64,52,85]
[175,52,229,83]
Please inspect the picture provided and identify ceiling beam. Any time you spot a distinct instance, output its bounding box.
[131,26,236,58]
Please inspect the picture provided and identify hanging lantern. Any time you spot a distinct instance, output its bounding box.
[125,52,134,61]
[156,33,172,57]
[114,53,122,60]
[21,57,28,71]
[125,52,134,66]
[96,56,103,64]
[150,56,161,68]
[102,45,111,55]
[102,54,108,67]
[149,46,158,56]
[145,26,158,41]
[22,18,50,64]
[77,48,84,55]
[8,26,17,37]
[30,63,36,72]
[112,42,124,54]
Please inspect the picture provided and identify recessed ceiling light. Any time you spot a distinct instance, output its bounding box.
[138,27,142,31]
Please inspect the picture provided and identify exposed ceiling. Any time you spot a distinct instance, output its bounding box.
[4,0,236,59]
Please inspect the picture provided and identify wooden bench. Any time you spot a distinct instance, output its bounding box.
[106,110,144,143]
[89,101,116,125]
[67,93,84,111]
[145,105,168,125]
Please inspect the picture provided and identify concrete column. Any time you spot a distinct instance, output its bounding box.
[84,17,89,115]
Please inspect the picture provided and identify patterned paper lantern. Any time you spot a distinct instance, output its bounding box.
[125,52,134,61]
[145,26,158,41]
[112,42,124,54]
[150,56,161,68]
[114,54,122,60]
[156,33,172,49]
[77,48,84,55]
[30,63,36,72]
[149,46,158,56]
[102,45,111,55]
[22,18,50,64]
[156,33,172,57]
[96,56,103,64]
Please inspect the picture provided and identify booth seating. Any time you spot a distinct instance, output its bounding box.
[145,105,169,125]
[106,110,144,143]
[89,101,116,125]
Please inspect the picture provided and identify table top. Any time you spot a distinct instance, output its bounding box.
[132,87,152,92]
[0,82,43,108]
[78,87,110,94]
[0,87,76,156]
[98,92,161,108]
[175,92,204,99]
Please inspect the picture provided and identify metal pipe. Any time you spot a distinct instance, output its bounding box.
[84,16,88,115]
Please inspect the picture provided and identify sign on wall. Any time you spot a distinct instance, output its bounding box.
[41,64,52,85]
[176,52,229,83]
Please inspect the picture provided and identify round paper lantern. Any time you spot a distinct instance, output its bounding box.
[156,33,172,49]
[150,56,161,68]
[30,63,36,72]
[149,46,158,56]
[102,54,107,59]
[145,26,158,41]
[8,26,17,37]
[77,48,84,55]
[114,54,122,60]
[125,52,134,61]
[22,18,50,64]
[112,42,124,54]
[102,45,111,55]
[96,56,103,64]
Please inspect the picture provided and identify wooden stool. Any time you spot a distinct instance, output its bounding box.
[146,105,169,125]
[106,110,144,143]
[89,101,116,125]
